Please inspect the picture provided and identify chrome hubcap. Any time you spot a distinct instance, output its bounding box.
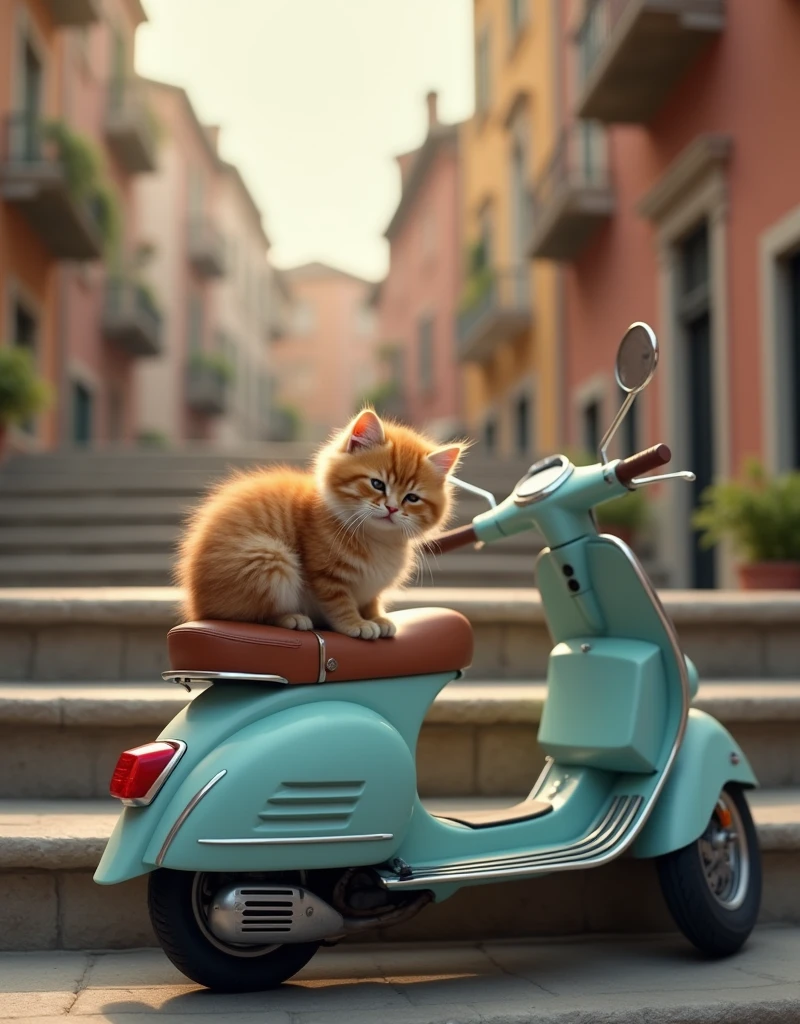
[698,794,750,911]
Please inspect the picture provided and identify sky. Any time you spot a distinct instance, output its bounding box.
[137,0,474,281]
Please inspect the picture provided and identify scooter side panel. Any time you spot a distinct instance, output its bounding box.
[95,673,451,885]
[146,700,416,873]
[632,709,757,859]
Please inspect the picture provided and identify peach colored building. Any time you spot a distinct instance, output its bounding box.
[270,262,378,442]
[539,0,800,588]
[0,0,159,450]
[373,92,462,440]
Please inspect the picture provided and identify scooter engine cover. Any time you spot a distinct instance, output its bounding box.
[207,884,344,945]
[145,700,416,873]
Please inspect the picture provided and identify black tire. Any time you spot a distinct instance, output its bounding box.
[148,869,320,992]
[657,784,762,958]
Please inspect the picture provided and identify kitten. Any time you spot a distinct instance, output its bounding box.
[176,410,463,639]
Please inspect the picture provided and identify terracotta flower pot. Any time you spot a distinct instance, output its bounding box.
[738,562,800,590]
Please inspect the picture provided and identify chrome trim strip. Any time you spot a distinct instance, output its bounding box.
[528,756,554,800]
[312,633,327,683]
[383,535,690,890]
[162,670,289,686]
[197,832,393,846]
[121,739,187,808]
[155,769,227,867]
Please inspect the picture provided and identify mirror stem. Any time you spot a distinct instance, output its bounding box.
[448,476,498,509]
[599,391,636,465]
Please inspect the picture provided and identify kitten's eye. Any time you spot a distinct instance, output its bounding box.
[404,493,421,504]
[370,478,386,492]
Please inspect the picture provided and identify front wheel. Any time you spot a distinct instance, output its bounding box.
[657,784,761,957]
[148,869,320,992]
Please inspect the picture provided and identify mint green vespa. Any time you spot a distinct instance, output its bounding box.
[95,324,762,992]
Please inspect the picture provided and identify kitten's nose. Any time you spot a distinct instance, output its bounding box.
[386,505,399,515]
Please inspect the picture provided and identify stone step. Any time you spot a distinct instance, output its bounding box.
[0,789,795,950]
[0,678,797,799]
[1,587,798,684]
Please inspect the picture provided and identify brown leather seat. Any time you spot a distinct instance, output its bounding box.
[168,607,473,685]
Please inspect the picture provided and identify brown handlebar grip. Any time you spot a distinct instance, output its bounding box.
[422,523,478,555]
[616,444,671,486]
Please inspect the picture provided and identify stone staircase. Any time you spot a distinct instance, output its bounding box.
[0,448,543,588]
[0,586,799,950]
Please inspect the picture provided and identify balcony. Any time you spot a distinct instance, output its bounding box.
[528,123,614,262]
[457,267,532,364]
[186,360,229,417]
[103,279,163,357]
[575,0,725,124]
[0,115,104,260]
[45,0,101,26]
[188,218,226,278]
[105,79,158,174]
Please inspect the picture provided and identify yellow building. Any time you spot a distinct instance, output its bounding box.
[459,0,559,458]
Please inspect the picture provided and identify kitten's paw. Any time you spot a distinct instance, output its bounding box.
[277,614,314,631]
[373,616,397,638]
[343,619,381,640]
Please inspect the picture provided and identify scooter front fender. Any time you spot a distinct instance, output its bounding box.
[96,699,416,884]
[633,708,757,860]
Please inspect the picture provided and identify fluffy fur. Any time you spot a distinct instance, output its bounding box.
[176,411,463,639]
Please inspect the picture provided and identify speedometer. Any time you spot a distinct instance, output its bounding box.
[514,454,574,506]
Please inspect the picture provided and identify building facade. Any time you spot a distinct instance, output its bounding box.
[546,0,800,587]
[374,92,462,440]
[459,0,560,459]
[0,0,158,451]
[269,262,378,443]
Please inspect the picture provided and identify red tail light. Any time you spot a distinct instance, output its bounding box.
[110,740,186,806]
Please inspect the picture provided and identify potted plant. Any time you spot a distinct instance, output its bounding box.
[693,460,800,589]
[0,347,51,460]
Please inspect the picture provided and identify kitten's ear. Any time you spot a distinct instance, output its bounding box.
[345,409,386,453]
[427,445,462,476]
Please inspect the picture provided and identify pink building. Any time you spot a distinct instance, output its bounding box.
[534,0,800,587]
[270,262,377,442]
[373,93,462,440]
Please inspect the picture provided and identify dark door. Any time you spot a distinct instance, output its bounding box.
[73,383,93,446]
[515,393,529,454]
[21,40,43,158]
[13,300,38,434]
[788,252,800,467]
[680,224,716,588]
[584,399,600,456]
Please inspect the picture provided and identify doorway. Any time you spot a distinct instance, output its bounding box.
[679,223,716,588]
[72,382,93,447]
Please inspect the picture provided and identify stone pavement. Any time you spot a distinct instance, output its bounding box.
[2,927,800,1023]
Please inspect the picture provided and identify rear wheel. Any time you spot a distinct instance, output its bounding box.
[148,869,320,992]
[657,784,761,957]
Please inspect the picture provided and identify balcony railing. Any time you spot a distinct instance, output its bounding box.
[0,114,104,260]
[186,361,229,416]
[528,122,614,262]
[103,279,163,357]
[575,0,725,123]
[105,79,158,174]
[457,267,532,364]
[188,218,226,278]
[45,0,101,26]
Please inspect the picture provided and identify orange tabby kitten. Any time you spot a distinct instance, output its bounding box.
[177,410,462,639]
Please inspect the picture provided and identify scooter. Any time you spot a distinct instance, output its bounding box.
[95,323,762,992]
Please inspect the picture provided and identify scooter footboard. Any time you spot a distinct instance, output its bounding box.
[632,709,757,860]
[95,700,416,884]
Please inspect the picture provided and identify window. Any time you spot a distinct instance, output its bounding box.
[418,315,434,393]
[478,203,494,269]
[293,301,315,336]
[187,292,203,353]
[583,399,601,456]
[515,393,530,454]
[476,28,491,116]
[12,298,38,435]
[72,382,93,446]
[484,417,497,453]
[508,0,527,42]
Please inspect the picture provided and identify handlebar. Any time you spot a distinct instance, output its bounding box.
[421,523,478,555]
[615,443,671,486]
